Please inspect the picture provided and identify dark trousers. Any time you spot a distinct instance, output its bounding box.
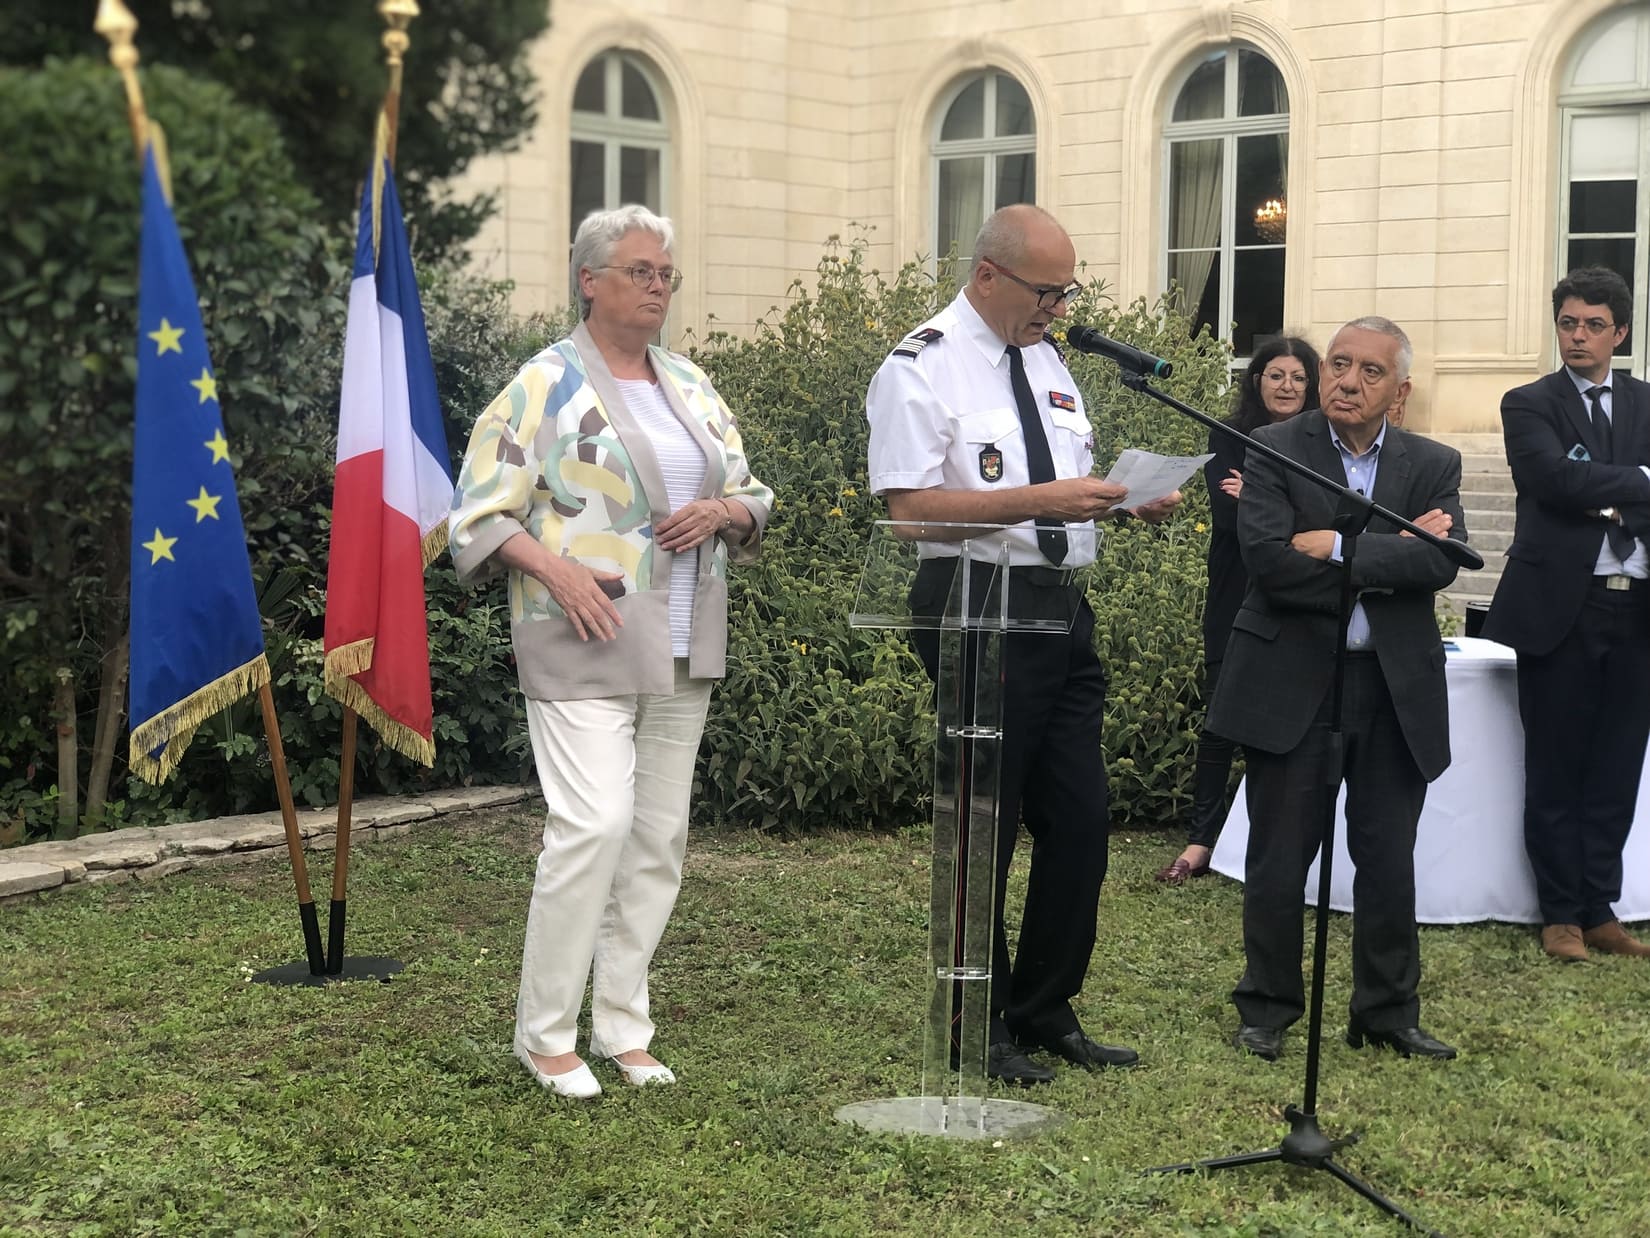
[1516,582,1650,930]
[1189,658,1237,848]
[1233,657,1426,1032]
[910,558,1110,1046]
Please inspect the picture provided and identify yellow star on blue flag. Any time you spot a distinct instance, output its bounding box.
[128,141,268,784]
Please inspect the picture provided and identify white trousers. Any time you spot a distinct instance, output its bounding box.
[516,662,713,1058]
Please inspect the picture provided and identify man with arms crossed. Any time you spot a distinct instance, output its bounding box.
[1208,317,1464,1063]
[866,204,1178,1085]
[1483,267,1650,962]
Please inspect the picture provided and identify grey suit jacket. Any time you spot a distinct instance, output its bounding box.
[1204,411,1465,782]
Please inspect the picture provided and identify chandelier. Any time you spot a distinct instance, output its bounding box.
[1253,197,1287,243]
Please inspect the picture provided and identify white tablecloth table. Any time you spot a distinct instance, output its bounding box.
[1209,636,1650,924]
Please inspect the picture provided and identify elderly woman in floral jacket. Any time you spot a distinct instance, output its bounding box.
[450,204,773,1100]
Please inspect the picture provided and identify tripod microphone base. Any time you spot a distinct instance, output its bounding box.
[1278,1104,1351,1165]
[1146,1106,1443,1235]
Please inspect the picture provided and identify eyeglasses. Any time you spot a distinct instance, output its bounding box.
[593,263,684,292]
[1261,369,1306,387]
[1557,315,1616,336]
[984,260,1083,312]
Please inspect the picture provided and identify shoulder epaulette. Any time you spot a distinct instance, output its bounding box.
[1041,330,1065,361]
[893,327,944,359]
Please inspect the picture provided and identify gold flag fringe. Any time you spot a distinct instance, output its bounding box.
[370,112,390,270]
[148,124,173,204]
[421,522,448,571]
[129,653,271,784]
[323,638,375,684]
[323,662,437,768]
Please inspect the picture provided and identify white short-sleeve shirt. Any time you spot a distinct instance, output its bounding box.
[865,290,1097,567]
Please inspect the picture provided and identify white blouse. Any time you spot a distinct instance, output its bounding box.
[618,378,708,656]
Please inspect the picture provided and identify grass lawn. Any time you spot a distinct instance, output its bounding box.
[3,807,1647,1236]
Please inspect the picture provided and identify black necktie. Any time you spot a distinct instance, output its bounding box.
[1588,385,1637,561]
[1005,345,1068,565]
[1587,385,1613,459]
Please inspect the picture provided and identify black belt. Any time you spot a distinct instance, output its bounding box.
[1591,573,1650,592]
[1016,566,1079,589]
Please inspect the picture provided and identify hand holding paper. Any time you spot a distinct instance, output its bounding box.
[1102,448,1213,510]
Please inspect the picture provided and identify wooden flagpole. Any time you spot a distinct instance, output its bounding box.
[96,0,326,978]
[326,0,422,976]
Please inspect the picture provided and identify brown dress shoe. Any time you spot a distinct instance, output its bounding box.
[1541,924,1588,962]
[1583,920,1650,957]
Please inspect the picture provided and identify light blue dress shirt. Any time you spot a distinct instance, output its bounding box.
[1327,419,1388,650]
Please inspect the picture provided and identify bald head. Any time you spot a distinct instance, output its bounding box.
[971,204,1070,278]
[965,204,1079,348]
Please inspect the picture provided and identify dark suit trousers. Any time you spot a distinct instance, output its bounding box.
[910,559,1110,1046]
[1516,582,1650,929]
[1234,657,1426,1032]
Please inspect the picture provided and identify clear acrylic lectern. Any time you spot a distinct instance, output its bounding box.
[834,521,1079,1139]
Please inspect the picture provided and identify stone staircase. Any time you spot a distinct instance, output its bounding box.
[1430,431,1512,617]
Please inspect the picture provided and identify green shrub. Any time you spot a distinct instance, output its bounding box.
[689,235,1231,831]
[0,58,569,838]
[0,58,342,838]
[117,272,570,822]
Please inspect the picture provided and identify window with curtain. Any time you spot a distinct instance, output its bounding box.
[570,51,669,240]
[1559,4,1650,375]
[1162,46,1289,361]
[932,72,1036,261]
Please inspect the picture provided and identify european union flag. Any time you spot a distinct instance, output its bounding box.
[128,142,269,783]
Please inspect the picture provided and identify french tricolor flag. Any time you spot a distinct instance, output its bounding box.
[322,145,451,766]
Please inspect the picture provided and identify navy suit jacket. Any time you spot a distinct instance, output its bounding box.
[1205,411,1465,782]
[1482,369,1650,656]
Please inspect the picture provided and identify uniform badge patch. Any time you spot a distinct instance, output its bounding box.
[893,326,944,359]
[1049,390,1077,411]
[979,446,1004,482]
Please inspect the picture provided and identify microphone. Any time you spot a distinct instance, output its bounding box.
[1065,325,1174,379]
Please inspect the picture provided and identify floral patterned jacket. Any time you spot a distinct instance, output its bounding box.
[449,322,772,700]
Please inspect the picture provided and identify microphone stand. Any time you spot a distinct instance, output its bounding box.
[1116,368,1479,1237]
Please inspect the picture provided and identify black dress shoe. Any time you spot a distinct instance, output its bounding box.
[987,1041,1056,1087]
[1232,1024,1284,1061]
[1345,1023,1456,1060]
[1036,1030,1139,1070]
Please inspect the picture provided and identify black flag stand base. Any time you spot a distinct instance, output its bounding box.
[251,958,403,986]
[249,692,403,987]
[1147,1106,1443,1236]
[250,897,404,987]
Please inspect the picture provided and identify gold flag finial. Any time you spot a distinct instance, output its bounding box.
[95,0,149,158]
[377,0,420,169]
[379,0,420,71]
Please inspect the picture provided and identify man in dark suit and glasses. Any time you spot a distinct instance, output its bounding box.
[1207,316,1465,1063]
[1483,266,1650,963]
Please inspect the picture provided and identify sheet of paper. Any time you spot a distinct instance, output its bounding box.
[1101,448,1214,509]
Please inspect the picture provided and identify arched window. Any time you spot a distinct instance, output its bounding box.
[570,51,669,240]
[1162,46,1289,360]
[1558,5,1650,375]
[932,72,1036,261]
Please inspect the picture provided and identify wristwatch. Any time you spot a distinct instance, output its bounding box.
[1601,506,1620,524]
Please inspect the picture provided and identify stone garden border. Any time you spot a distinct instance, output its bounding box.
[0,786,536,903]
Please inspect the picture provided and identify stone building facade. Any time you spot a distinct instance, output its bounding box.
[461,0,1650,434]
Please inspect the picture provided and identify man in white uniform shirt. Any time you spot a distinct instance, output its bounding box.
[865,204,1179,1085]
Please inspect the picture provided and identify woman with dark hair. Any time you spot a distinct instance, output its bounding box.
[1156,336,1321,885]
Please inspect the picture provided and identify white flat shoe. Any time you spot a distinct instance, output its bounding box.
[609,1057,676,1087]
[514,1044,602,1099]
